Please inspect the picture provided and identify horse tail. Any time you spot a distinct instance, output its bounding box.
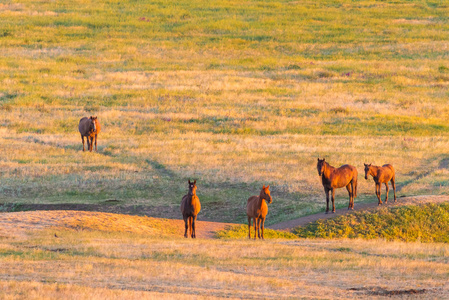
[353,177,358,198]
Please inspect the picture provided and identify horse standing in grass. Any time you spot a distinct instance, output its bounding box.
[181,180,201,238]
[364,163,397,205]
[317,158,358,213]
[246,185,272,240]
[78,116,101,152]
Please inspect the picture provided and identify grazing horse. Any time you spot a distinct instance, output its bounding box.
[317,158,358,213]
[364,163,396,205]
[180,180,201,238]
[246,185,272,240]
[78,116,101,152]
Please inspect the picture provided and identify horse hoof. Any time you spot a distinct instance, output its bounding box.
[332,211,335,214]
[325,211,329,214]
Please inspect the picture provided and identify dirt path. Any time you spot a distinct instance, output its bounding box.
[268,195,449,230]
[1,195,448,239]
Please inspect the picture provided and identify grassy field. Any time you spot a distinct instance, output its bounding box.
[1,0,449,224]
[0,210,448,299]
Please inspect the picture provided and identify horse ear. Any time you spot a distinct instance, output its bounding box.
[193,180,196,185]
[188,180,191,184]
[262,185,265,189]
[267,185,270,189]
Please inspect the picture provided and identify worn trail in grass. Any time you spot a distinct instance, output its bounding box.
[2,195,448,240]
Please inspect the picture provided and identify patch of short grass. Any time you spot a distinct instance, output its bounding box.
[215,224,297,239]
[294,203,449,243]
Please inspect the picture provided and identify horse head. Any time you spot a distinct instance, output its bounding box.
[317,158,326,176]
[364,163,372,180]
[188,180,197,196]
[261,185,272,204]
[89,116,97,133]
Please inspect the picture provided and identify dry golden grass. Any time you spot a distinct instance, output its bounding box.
[0,210,448,299]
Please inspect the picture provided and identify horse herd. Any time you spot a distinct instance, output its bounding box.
[77,116,397,240]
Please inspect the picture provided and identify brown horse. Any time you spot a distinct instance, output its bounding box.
[246,185,272,240]
[317,158,358,213]
[364,163,396,205]
[79,116,101,152]
[180,180,201,238]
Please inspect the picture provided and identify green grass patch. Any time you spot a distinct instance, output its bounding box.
[294,203,449,243]
[215,224,297,239]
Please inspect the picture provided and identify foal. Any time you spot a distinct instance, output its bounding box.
[246,185,272,240]
[364,163,396,205]
[317,158,358,213]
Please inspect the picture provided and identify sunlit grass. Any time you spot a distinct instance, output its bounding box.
[293,202,449,242]
[0,212,448,298]
[1,0,449,224]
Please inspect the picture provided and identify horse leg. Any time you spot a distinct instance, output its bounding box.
[346,184,352,210]
[261,218,265,240]
[391,178,397,202]
[95,134,97,152]
[325,187,330,214]
[86,136,91,152]
[331,189,336,213]
[192,215,197,238]
[253,217,257,240]
[188,217,193,238]
[247,216,251,239]
[257,218,261,239]
[352,177,357,208]
[183,217,188,238]
[89,136,94,152]
[376,183,382,205]
[384,182,389,204]
[81,135,85,151]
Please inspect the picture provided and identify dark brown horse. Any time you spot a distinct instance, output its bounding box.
[317,158,358,213]
[246,185,272,240]
[180,180,201,238]
[78,116,101,152]
[364,163,396,205]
